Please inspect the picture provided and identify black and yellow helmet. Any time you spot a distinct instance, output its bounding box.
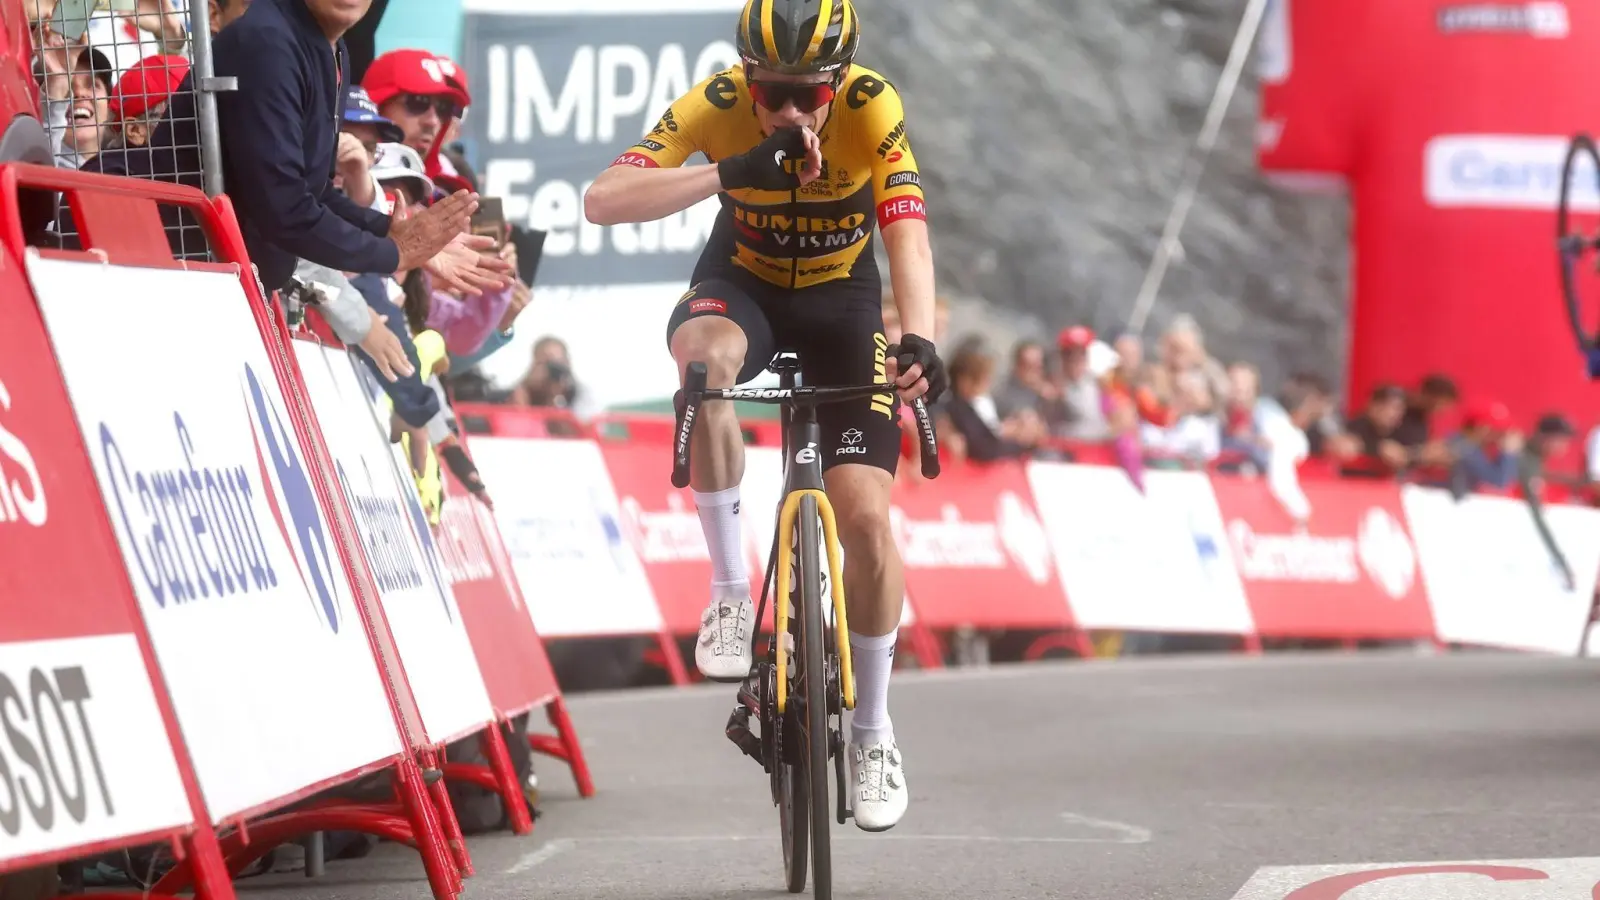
[736,0,861,77]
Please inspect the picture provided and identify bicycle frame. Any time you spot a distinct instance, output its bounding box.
[671,357,941,716]
[769,363,855,715]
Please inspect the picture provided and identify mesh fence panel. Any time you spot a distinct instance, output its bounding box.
[27,0,218,259]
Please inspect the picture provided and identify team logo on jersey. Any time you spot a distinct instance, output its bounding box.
[705,73,739,110]
[650,109,680,137]
[846,74,886,110]
[885,171,920,190]
[877,120,909,163]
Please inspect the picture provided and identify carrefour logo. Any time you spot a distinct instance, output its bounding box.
[244,364,341,632]
[95,363,341,632]
[1425,134,1598,212]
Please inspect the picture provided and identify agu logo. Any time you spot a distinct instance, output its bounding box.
[244,364,341,632]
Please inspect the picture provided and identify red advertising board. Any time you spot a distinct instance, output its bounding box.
[599,440,718,635]
[437,466,562,714]
[1208,475,1435,640]
[0,253,230,894]
[889,461,1075,630]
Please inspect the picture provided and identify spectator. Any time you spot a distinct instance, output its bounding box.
[46,46,115,168]
[994,339,1067,427]
[362,49,469,160]
[1520,413,1577,501]
[940,341,1044,463]
[82,54,189,179]
[1396,373,1460,446]
[200,0,507,296]
[509,337,601,421]
[1140,369,1221,466]
[1145,314,1230,413]
[208,0,256,33]
[1339,383,1411,476]
[335,85,406,211]
[1220,361,1266,470]
[1447,400,1522,497]
[1054,326,1111,442]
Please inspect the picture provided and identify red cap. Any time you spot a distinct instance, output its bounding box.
[362,49,471,109]
[1057,325,1095,349]
[110,55,190,121]
[1463,399,1513,431]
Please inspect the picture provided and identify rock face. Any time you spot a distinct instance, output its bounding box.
[860,0,1352,390]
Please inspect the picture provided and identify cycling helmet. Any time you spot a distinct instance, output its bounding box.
[737,0,861,76]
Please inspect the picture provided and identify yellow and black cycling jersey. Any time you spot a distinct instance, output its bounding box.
[611,64,926,291]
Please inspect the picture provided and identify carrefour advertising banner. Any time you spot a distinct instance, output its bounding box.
[460,0,745,406]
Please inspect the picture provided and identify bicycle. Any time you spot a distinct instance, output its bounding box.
[670,352,941,900]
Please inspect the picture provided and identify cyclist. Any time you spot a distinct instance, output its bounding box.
[584,0,948,833]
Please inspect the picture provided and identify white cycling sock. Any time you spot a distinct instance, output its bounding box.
[849,630,898,747]
[695,485,748,598]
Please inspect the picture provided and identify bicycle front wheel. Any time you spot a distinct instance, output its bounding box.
[796,495,833,900]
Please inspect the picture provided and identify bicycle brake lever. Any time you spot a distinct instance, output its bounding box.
[673,362,708,488]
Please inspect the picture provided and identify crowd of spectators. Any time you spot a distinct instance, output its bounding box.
[919,299,1595,519]
[24,0,601,518]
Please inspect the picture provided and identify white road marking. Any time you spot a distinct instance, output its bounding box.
[1228,857,1600,899]
[506,814,1151,853]
[504,839,573,874]
[1058,811,1153,844]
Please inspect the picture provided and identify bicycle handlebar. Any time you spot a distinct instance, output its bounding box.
[671,361,941,488]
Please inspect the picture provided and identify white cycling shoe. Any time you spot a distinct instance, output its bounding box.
[695,591,754,682]
[848,739,908,832]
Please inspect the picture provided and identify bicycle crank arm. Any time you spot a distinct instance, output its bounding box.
[725,707,764,763]
[833,730,852,824]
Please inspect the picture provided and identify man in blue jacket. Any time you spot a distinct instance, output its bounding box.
[139,0,507,296]
[213,0,507,295]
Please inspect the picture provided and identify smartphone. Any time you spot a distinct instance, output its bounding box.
[49,0,100,43]
[509,225,547,287]
[470,197,507,249]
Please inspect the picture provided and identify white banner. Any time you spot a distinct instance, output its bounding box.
[1404,486,1600,654]
[0,635,193,863]
[1027,463,1255,634]
[469,437,665,637]
[293,341,495,744]
[28,257,404,821]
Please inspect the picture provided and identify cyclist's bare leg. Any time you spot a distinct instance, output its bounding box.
[671,314,755,680]
[825,462,909,831]
[672,315,749,492]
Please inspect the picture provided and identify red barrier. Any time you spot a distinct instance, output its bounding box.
[4,164,465,898]
[1209,474,1436,641]
[888,460,1086,650]
[0,228,234,899]
[437,449,595,799]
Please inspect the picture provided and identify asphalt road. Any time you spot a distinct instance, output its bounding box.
[237,650,1600,900]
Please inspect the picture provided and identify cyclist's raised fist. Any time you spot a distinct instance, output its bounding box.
[718,126,814,192]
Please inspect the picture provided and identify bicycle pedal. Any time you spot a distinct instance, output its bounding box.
[724,707,763,762]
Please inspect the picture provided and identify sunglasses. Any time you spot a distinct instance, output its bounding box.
[399,92,462,120]
[746,73,837,113]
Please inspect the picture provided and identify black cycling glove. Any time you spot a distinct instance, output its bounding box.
[888,333,949,405]
[718,126,808,192]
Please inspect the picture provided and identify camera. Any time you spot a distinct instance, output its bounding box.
[544,360,572,383]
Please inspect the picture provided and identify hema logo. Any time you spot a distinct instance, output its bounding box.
[1424,135,1599,211]
[244,364,341,633]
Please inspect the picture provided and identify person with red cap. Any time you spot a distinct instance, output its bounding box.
[109,55,189,151]
[1446,400,1523,498]
[362,49,470,181]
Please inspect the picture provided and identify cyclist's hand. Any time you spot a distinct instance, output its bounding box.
[886,333,948,405]
[718,126,810,191]
[797,126,824,185]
